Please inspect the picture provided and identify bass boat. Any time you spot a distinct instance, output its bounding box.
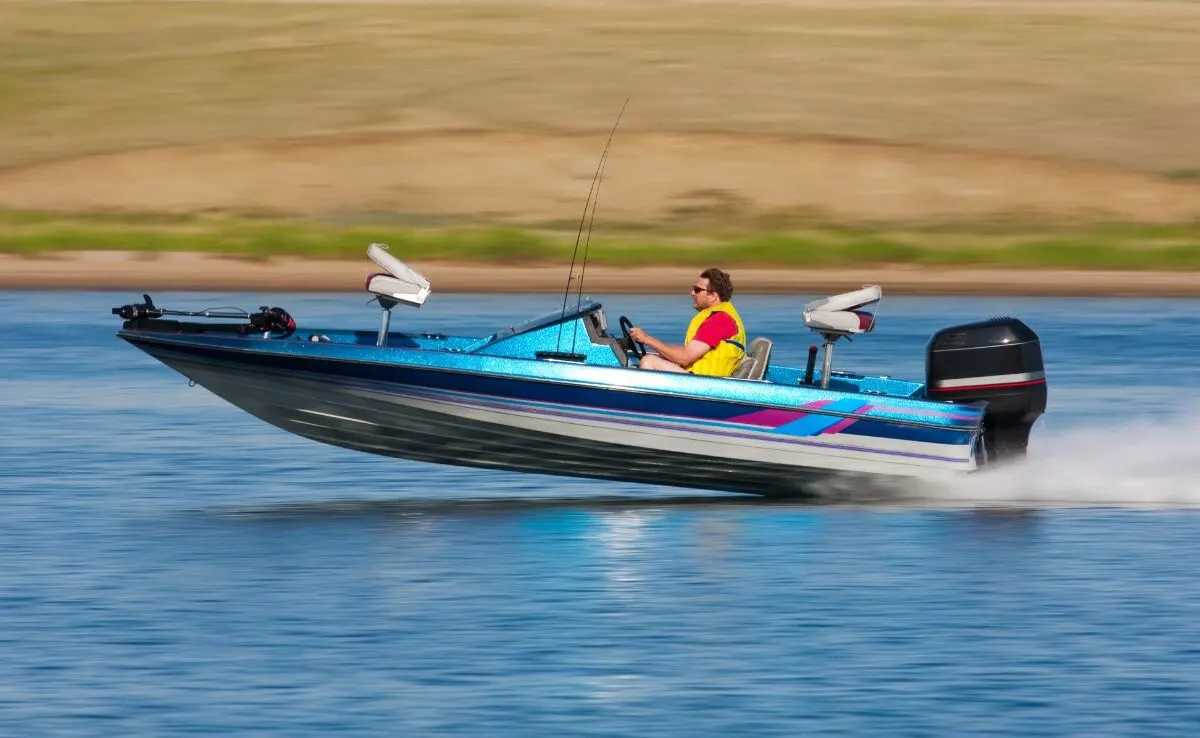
[112,244,1047,497]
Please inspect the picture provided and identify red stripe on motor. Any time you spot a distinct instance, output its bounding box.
[929,378,1046,393]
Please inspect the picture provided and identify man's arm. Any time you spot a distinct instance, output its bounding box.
[631,312,735,368]
[638,335,712,369]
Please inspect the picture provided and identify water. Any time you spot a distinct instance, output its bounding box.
[3,290,1200,736]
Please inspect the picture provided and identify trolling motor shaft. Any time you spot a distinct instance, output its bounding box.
[112,294,296,338]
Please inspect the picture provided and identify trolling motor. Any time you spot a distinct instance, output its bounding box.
[112,293,296,338]
[111,293,165,321]
[248,306,297,337]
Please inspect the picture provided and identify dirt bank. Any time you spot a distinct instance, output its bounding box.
[4,132,1200,225]
[5,251,1200,296]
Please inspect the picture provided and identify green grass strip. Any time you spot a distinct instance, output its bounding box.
[2,211,1199,270]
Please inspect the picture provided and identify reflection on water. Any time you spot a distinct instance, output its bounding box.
[206,494,787,522]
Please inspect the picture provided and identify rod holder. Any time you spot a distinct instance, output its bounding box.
[803,345,818,385]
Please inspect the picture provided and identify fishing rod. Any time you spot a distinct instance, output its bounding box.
[556,99,629,354]
[570,99,628,354]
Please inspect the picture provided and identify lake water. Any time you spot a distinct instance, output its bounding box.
[3,289,1200,736]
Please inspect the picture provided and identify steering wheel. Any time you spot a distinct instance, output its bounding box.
[618,315,646,360]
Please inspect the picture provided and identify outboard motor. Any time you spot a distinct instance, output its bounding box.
[926,317,1047,463]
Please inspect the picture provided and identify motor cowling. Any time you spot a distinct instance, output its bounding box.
[246,306,296,338]
[926,317,1047,463]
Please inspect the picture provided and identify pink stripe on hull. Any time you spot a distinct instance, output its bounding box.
[729,399,835,427]
[729,409,807,427]
[820,402,873,435]
[821,417,859,434]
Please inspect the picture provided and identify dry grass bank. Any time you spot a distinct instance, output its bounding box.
[2,0,1199,250]
[4,0,1200,171]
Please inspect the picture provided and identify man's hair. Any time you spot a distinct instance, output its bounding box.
[700,268,733,302]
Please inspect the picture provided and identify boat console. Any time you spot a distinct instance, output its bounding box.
[802,285,881,388]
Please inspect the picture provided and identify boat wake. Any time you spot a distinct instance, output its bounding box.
[918,410,1200,507]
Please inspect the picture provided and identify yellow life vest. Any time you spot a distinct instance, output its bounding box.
[684,301,747,377]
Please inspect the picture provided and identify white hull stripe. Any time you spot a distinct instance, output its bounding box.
[930,371,1045,389]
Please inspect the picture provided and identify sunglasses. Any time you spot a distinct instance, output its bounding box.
[691,286,711,294]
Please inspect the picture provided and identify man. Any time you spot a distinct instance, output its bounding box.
[630,268,746,377]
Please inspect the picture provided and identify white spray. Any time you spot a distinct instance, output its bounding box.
[918,408,1200,506]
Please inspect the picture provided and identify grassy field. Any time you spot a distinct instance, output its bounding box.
[2,1,1200,271]
[3,211,1198,271]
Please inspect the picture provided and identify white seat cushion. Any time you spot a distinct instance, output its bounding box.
[366,243,431,308]
[803,310,875,336]
[803,286,881,337]
[366,273,431,308]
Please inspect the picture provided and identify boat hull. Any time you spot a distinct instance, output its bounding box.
[132,337,975,498]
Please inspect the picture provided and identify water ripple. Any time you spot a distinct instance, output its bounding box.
[4,292,1200,736]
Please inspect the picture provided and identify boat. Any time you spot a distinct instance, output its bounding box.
[111,243,1047,497]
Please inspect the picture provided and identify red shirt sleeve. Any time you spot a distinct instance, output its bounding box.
[692,312,737,348]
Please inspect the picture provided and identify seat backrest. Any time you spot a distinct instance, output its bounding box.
[731,355,758,380]
[731,337,773,380]
[745,337,772,380]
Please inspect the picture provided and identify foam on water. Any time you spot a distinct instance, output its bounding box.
[922,408,1200,506]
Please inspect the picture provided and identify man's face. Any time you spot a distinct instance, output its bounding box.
[690,277,718,311]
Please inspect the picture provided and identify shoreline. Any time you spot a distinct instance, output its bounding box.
[4,251,1200,296]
